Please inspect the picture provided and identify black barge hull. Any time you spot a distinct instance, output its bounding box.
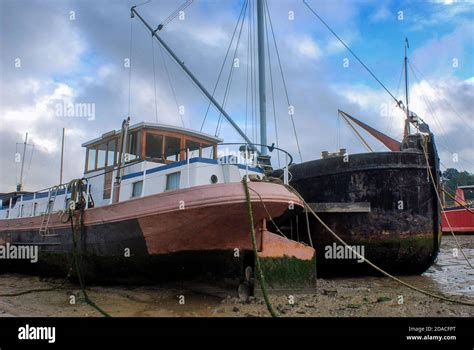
[282,135,441,276]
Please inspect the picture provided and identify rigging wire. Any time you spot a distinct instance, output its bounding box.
[409,61,473,133]
[200,0,247,132]
[245,7,251,137]
[128,17,134,117]
[157,0,193,31]
[215,0,249,136]
[408,62,474,167]
[24,144,35,186]
[264,4,280,167]
[303,0,401,107]
[157,38,185,127]
[265,0,303,162]
[15,143,19,187]
[151,38,159,123]
[250,1,257,143]
[200,0,248,132]
[386,61,406,135]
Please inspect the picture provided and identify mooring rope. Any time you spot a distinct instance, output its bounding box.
[0,271,71,297]
[419,141,474,269]
[242,178,278,317]
[283,183,474,307]
[441,188,474,215]
[68,179,111,317]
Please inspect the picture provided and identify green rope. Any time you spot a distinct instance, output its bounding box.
[68,179,111,317]
[242,178,278,317]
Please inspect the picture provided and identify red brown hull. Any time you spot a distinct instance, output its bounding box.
[0,181,314,284]
[442,207,474,234]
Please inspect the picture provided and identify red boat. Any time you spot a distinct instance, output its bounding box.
[442,186,474,234]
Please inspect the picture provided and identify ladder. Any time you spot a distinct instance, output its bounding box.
[39,186,60,236]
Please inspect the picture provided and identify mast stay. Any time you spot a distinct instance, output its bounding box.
[131,6,259,153]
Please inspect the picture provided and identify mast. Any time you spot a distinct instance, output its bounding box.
[59,128,65,184]
[17,132,28,192]
[256,0,267,155]
[404,38,410,137]
[130,6,258,153]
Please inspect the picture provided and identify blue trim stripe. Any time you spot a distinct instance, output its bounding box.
[122,171,144,180]
[119,157,264,181]
[0,158,265,208]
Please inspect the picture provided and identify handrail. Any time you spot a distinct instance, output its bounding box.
[1,143,292,206]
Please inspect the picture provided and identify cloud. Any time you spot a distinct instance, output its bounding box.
[287,34,322,60]
[409,21,471,77]
[370,5,391,23]
[0,0,472,194]
[409,0,474,30]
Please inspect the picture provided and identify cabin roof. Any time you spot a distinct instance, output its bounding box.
[81,122,223,147]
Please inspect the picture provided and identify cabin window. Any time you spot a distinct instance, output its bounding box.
[33,202,37,216]
[97,143,107,168]
[185,140,200,159]
[107,140,116,167]
[201,144,214,159]
[132,181,143,198]
[127,132,141,162]
[103,169,113,199]
[166,172,181,191]
[87,147,97,171]
[6,210,9,219]
[145,133,163,160]
[164,136,181,161]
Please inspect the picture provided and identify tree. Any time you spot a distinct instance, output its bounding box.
[442,168,474,203]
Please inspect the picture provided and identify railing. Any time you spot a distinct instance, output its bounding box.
[1,143,293,219]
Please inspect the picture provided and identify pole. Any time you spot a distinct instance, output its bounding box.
[60,128,65,184]
[256,0,267,155]
[404,39,410,137]
[18,132,28,192]
[130,7,258,153]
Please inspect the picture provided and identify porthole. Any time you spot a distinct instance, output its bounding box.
[210,175,218,184]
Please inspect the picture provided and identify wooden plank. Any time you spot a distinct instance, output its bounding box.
[307,202,371,213]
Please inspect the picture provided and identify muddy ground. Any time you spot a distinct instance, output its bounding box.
[0,236,472,317]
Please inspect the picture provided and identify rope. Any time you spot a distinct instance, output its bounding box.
[265,0,302,163]
[68,179,111,317]
[242,178,278,317]
[442,188,474,214]
[284,183,474,307]
[248,180,313,248]
[419,141,474,269]
[247,186,288,240]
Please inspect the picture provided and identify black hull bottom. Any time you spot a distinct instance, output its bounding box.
[0,221,254,285]
[275,138,441,276]
[0,250,253,286]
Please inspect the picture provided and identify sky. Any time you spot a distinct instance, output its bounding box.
[0,0,473,192]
